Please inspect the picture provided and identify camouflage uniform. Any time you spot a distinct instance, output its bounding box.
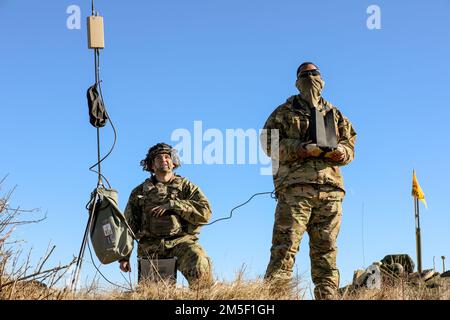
[124,174,213,288]
[261,94,356,299]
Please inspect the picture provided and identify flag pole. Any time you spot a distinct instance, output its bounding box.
[414,197,422,273]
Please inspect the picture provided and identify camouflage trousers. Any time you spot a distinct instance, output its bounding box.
[265,184,344,299]
[138,237,213,289]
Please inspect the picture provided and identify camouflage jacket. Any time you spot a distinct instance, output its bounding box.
[124,174,212,252]
[260,95,356,194]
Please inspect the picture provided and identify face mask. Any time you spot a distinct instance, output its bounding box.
[295,74,325,107]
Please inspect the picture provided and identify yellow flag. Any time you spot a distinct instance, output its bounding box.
[412,170,427,209]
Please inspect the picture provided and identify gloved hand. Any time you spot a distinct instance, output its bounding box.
[324,144,346,162]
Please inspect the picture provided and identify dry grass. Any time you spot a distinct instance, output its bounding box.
[2,275,448,300]
[0,177,74,300]
[105,274,305,300]
[340,277,450,300]
[1,178,448,300]
[342,285,449,300]
[0,270,305,300]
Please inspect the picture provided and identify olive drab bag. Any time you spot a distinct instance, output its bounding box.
[87,84,108,128]
[89,188,134,264]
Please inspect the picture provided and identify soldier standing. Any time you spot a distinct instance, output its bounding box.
[260,62,357,299]
[119,143,213,289]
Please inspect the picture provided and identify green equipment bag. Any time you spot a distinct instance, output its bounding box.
[89,188,134,264]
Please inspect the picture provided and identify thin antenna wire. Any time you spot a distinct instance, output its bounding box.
[362,202,366,267]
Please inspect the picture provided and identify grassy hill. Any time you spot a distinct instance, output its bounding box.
[1,180,448,300]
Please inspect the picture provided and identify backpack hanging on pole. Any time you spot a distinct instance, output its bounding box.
[87,84,108,128]
[88,187,135,264]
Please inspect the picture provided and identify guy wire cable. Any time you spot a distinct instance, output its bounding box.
[86,238,133,291]
[71,190,99,291]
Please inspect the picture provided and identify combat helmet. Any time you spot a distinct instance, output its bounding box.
[140,142,181,173]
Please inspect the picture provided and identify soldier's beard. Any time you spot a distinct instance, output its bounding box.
[154,166,172,174]
[296,75,324,108]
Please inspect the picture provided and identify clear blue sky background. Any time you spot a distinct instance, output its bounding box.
[1,0,449,297]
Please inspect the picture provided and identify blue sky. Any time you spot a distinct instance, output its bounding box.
[1,0,449,297]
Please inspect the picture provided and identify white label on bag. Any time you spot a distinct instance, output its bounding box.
[103,223,113,236]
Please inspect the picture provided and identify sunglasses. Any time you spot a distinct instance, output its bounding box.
[298,69,321,78]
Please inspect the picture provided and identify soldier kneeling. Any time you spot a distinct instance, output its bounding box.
[119,143,213,289]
